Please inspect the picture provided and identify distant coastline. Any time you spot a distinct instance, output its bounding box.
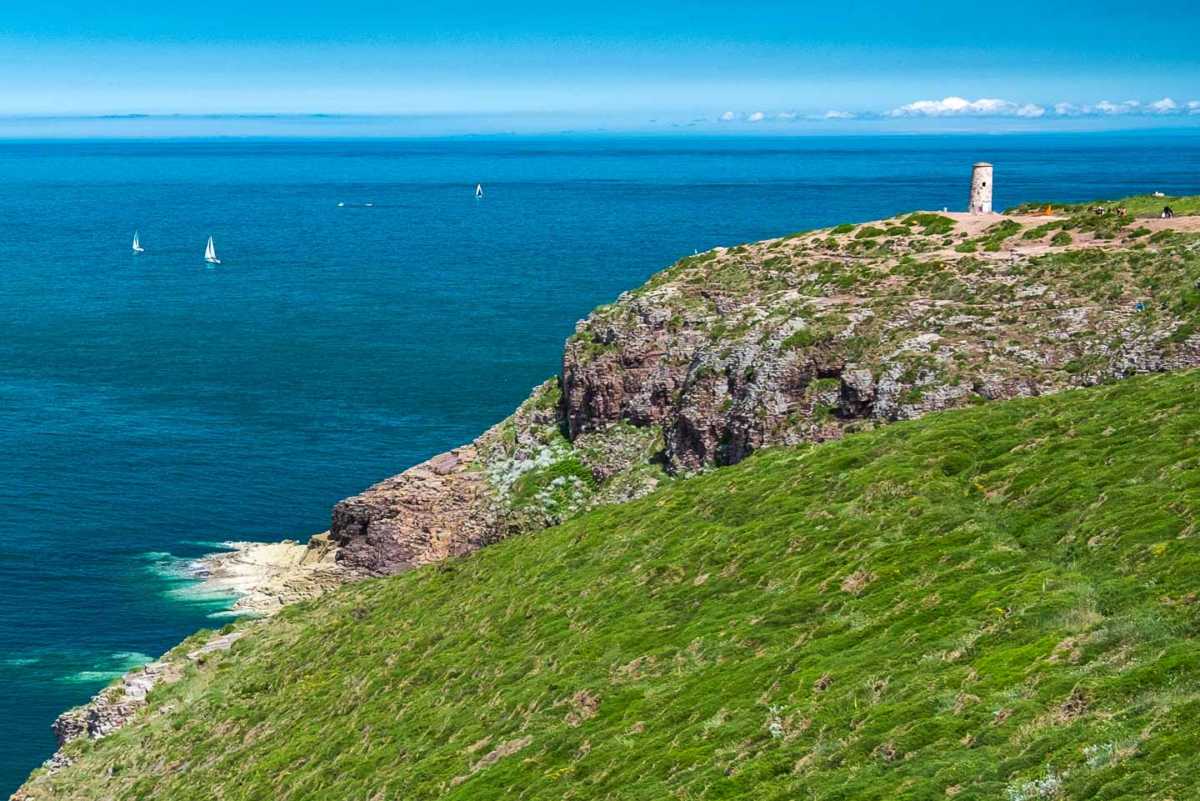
[2,113,1200,140]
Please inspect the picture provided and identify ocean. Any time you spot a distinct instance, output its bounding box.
[1,132,1198,792]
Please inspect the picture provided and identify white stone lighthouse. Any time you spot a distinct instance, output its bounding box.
[968,162,994,214]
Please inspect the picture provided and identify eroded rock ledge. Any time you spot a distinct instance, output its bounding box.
[193,535,343,615]
[330,446,501,575]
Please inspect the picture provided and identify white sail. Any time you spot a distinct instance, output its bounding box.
[475,183,484,199]
[132,231,143,253]
[204,236,220,264]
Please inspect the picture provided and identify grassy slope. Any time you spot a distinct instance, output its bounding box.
[1008,193,1200,218]
[27,372,1200,801]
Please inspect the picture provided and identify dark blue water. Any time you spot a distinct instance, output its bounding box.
[2,133,1198,791]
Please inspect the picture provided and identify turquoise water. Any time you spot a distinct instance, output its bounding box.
[1,133,1198,791]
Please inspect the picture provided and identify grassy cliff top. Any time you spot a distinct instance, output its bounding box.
[559,194,1200,475]
[622,194,1200,307]
[1008,193,1200,219]
[20,368,1200,800]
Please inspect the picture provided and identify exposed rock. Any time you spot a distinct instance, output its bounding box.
[330,379,666,576]
[330,444,500,576]
[561,213,1200,473]
[325,210,1200,574]
[193,535,344,615]
[30,630,246,784]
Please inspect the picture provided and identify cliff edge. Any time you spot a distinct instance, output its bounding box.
[330,199,1200,575]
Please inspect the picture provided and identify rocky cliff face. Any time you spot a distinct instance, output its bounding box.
[329,208,1200,574]
[330,378,667,575]
[563,214,1200,473]
[331,446,501,575]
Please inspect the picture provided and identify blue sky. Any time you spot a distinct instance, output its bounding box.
[3,0,1199,133]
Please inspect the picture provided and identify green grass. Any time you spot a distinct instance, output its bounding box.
[958,219,1025,252]
[1008,194,1200,219]
[903,213,956,236]
[780,328,818,350]
[567,329,620,363]
[1022,221,1065,241]
[1003,194,1200,243]
[984,219,1023,240]
[25,370,1200,801]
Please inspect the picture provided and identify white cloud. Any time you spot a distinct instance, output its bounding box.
[718,96,1200,124]
[1094,99,1141,115]
[1051,98,1190,117]
[887,96,1042,118]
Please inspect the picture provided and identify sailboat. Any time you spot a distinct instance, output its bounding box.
[131,231,144,254]
[204,236,221,265]
[475,183,484,199]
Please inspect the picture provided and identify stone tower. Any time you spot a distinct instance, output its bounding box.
[968,162,993,214]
